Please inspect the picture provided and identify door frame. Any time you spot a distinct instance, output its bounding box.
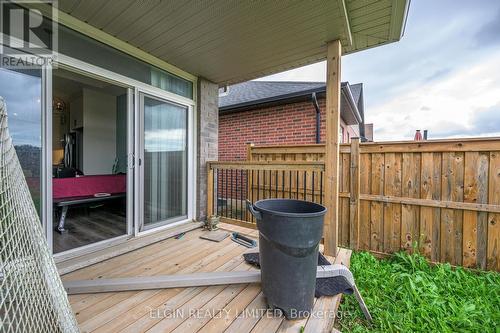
[42,62,53,248]
[126,87,135,236]
[51,54,196,258]
[0,50,54,251]
[135,90,195,234]
[50,63,134,260]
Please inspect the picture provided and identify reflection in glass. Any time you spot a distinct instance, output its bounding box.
[0,68,42,213]
[143,96,187,227]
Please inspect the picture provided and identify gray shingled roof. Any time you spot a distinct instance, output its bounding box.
[219,81,363,111]
[218,80,365,126]
[349,83,362,106]
[219,81,327,109]
[349,83,364,118]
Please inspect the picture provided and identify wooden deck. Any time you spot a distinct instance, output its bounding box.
[62,223,352,333]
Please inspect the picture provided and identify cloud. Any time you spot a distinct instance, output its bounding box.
[255,0,500,142]
[473,104,500,133]
[474,8,500,47]
[424,68,452,82]
[435,104,500,137]
[367,50,500,141]
[255,62,326,83]
[0,69,42,146]
[145,128,186,152]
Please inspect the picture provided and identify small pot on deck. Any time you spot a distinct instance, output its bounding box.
[205,215,220,231]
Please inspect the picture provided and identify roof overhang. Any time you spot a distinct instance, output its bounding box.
[34,0,409,85]
[341,84,363,125]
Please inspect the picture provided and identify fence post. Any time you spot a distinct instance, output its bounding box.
[207,163,214,219]
[246,143,254,221]
[349,138,360,250]
[246,142,254,161]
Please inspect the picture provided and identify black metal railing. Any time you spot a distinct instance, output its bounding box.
[208,162,325,226]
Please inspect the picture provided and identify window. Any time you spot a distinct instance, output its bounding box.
[58,26,193,99]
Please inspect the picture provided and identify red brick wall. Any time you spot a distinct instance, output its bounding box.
[219,97,354,161]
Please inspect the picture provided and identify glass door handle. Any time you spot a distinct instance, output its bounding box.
[127,153,135,169]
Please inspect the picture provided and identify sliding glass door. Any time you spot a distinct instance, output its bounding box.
[139,93,188,230]
[50,67,132,254]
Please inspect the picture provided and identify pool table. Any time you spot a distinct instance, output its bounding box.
[53,174,126,233]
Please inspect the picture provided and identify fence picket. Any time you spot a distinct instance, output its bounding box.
[370,153,385,252]
[340,153,351,247]
[402,153,421,252]
[463,152,479,267]
[383,152,402,253]
[488,152,500,270]
[359,153,372,250]
[440,152,464,265]
[420,153,434,258]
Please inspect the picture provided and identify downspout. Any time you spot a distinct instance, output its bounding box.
[359,118,367,142]
[311,92,321,143]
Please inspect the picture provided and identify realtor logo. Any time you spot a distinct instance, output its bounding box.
[0,0,58,68]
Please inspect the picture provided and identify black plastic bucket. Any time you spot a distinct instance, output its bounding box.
[247,199,326,319]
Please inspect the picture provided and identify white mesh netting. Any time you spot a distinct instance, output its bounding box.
[0,97,79,332]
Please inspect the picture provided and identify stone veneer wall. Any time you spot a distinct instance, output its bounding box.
[196,78,219,221]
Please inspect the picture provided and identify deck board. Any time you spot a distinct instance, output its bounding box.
[64,223,351,333]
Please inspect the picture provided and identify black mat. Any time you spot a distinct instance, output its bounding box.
[243,252,354,297]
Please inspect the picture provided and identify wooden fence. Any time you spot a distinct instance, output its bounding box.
[243,138,500,271]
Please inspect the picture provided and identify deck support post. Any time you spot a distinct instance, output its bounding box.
[207,164,214,218]
[324,40,342,256]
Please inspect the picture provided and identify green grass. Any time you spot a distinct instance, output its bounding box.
[337,251,500,332]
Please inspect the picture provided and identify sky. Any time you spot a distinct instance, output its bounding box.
[0,68,42,147]
[257,0,500,141]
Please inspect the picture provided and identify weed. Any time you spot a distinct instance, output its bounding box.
[337,251,500,332]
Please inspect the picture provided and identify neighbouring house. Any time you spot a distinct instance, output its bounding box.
[218,81,372,161]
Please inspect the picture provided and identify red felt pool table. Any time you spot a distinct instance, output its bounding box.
[53,174,126,233]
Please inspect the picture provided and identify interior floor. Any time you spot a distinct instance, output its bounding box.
[53,202,126,253]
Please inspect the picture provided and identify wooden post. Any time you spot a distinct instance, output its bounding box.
[324,40,342,256]
[207,163,214,218]
[349,138,360,249]
[246,143,254,221]
[246,142,254,161]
